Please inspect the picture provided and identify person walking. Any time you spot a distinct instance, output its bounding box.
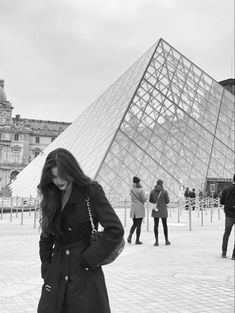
[189,188,196,210]
[220,174,235,260]
[184,187,190,210]
[37,148,124,313]
[198,190,203,210]
[127,176,147,245]
[149,179,170,246]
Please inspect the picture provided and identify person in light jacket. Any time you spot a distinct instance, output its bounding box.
[149,179,170,246]
[37,148,124,313]
[127,176,147,245]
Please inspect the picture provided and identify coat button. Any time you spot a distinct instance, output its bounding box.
[65,250,70,255]
[68,227,72,231]
[65,275,69,281]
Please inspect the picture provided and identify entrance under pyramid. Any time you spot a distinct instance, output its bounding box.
[10,38,235,200]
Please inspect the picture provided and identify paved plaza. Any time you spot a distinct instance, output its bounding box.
[0,208,234,313]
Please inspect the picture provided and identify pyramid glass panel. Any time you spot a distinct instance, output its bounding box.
[11,38,235,200]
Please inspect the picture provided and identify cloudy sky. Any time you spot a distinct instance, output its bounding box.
[0,0,234,123]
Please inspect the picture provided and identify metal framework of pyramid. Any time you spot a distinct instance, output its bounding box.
[10,38,235,200]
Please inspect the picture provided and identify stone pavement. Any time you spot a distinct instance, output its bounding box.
[0,209,234,313]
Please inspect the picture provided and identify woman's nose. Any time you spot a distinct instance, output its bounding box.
[56,177,63,184]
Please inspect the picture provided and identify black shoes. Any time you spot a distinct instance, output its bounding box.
[127,236,142,245]
[127,235,132,244]
[221,252,235,260]
[154,241,171,246]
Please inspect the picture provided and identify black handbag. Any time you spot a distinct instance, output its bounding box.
[85,197,125,266]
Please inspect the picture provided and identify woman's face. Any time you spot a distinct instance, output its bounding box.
[51,167,70,191]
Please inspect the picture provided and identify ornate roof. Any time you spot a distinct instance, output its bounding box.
[0,85,7,102]
[0,81,13,109]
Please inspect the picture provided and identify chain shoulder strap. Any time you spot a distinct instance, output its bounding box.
[156,191,162,205]
[85,197,97,234]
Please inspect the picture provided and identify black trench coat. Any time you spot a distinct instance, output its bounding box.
[37,182,124,313]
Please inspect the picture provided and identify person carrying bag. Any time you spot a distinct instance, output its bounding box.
[149,179,171,246]
[127,176,147,245]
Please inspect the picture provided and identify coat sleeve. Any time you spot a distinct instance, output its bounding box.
[81,183,124,269]
[39,232,55,278]
[139,189,148,203]
[220,190,225,205]
[165,191,170,204]
[149,191,154,203]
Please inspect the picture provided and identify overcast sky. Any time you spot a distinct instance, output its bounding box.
[0,0,234,123]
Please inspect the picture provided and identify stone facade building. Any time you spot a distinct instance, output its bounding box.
[0,80,70,192]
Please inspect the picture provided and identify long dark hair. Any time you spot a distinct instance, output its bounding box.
[39,148,91,235]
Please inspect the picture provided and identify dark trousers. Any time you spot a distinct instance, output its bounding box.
[222,217,235,255]
[129,217,143,241]
[190,198,195,210]
[154,217,168,241]
[185,198,189,210]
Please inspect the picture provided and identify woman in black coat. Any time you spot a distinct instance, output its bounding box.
[37,148,124,313]
[149,179,170,247]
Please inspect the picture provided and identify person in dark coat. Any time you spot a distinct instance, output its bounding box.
[149,179,170,246]
[184,187,190,210]
[220,174,235,260]
[37,148,124,313]
[189,188,196,210]
[127,176,147,245]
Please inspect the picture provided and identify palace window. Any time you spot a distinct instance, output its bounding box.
[35,136,40,143]
[34,151,40,158]
[12,149,20,163]
[14,133,19,141]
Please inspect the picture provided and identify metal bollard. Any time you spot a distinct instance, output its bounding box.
[177,207,180,223]
[146,203,149,232]
[201,207,204,226]
[33,199,37,229]
[188,204,192,231]
[218,207,220,220]
[197,198,200,218]
[21,201,24,225]
[29,196,32,216]
[205,198,208,215]
[1,197,4,219]
[16,196,18,218]
[10,197,13,222]
[210,207,213,223]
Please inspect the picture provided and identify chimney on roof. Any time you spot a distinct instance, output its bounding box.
[0,80,4,89]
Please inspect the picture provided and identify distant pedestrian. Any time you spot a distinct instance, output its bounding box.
[184,187,190,210]
[220,174,235,260]
[127,176,147,245]
[149,179,170,246]
[199,190,203,210]
[189,188,196,210]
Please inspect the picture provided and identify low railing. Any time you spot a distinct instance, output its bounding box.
[0,196,223,231]
[0,196,39,228]
[111,197,223,231]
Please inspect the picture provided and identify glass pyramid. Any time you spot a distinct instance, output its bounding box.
[10,38,235,200]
